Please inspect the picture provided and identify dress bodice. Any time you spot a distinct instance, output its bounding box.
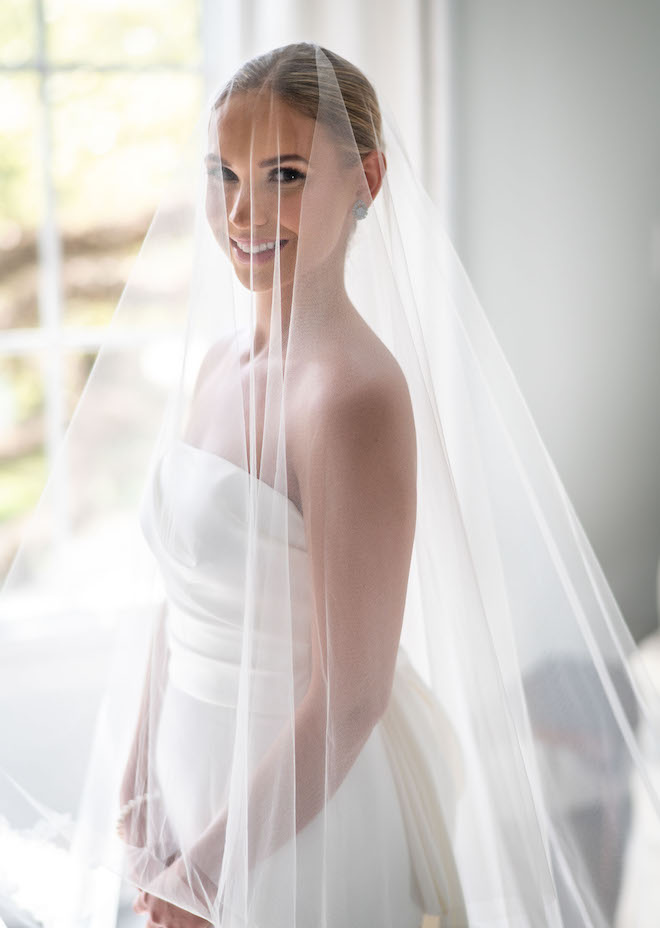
[139,439,466,917]
[139,439,313,715]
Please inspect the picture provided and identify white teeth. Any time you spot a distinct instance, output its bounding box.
[234,240,279,254]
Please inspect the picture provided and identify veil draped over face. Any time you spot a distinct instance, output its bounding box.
[1,43,659,928]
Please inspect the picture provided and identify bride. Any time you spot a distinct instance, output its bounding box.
[1,41,658,928]
[123,43,466,928]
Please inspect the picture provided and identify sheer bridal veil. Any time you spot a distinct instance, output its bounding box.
[1,42,659,928]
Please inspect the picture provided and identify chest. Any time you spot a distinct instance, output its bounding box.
[183,352,307,510]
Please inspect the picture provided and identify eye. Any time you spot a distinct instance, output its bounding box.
[270,167,306,184]
[206,164,237,182]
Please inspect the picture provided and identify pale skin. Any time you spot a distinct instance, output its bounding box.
[129,88,417,927]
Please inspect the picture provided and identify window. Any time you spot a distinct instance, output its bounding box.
[0,0,204,579]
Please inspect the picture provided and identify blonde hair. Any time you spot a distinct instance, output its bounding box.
[214,42,383,157]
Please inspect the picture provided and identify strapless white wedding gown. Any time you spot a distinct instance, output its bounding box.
[139,439,466,928]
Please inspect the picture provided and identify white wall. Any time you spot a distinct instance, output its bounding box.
[450,0,660,641]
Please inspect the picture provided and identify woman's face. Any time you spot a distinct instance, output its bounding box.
[205,91,360,292]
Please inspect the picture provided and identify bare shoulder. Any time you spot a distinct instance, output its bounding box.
[294,335,417,493]
[193,330,241,393]
[316,337,413,437]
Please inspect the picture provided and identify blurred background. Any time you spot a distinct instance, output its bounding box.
[0,0,658,640]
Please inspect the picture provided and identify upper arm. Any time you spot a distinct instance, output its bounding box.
[299,373,417,723]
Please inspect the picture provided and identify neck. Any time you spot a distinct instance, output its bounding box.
[249,254,354,356]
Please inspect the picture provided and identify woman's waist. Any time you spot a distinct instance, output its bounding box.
[165,599,312,715]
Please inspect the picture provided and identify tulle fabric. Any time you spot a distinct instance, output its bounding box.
[0,42,659,928]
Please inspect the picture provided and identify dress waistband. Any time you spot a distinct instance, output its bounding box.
[165,601,311,716]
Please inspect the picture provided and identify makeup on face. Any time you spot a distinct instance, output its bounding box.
[205,152,307,266]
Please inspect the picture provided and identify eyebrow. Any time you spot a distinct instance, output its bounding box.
[205,153,309,168]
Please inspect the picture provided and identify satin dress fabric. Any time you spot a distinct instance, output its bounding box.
[139,439,464,927]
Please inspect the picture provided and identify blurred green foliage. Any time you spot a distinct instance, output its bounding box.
[0,1,34,66]
[47,0,200,67]
[0,450,46,521]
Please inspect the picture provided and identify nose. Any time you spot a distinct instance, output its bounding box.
[227,181,267,231]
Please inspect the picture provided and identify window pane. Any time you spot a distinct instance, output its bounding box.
[0,74,41,330]
[49,71,202,326]
[0,355,46,576]
[64,348,96,428]
[0,0,35,65]
[46,0,201,66]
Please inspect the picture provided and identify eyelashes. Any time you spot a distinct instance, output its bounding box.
[207,166,306,185]
[272,167,306,183]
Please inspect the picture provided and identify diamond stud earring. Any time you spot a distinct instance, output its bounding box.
[352,198,368,220]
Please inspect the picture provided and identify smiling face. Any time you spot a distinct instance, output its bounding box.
[205,90,361,293]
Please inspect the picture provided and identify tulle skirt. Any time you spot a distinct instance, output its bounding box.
[155,677,426,928]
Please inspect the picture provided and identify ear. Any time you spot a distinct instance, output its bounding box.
[360,150,387,204]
